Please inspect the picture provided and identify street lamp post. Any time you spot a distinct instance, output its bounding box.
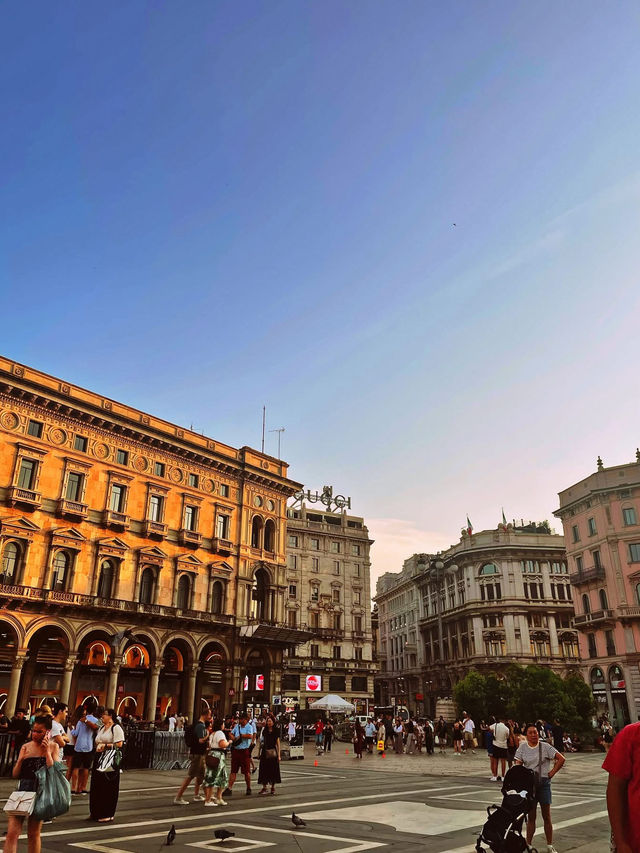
[417,555,458,709]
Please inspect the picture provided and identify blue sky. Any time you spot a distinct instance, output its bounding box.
[2,1,640,583]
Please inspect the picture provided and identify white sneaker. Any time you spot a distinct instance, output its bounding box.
[173,797,189,805]
[192,794,205,801]
[490,776,497,781]
[216,799,227,806]
[547,846,558,853]
[204,800,218,807]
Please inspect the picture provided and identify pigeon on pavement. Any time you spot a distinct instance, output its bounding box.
[214,829,236,842]
[291,813,307,828]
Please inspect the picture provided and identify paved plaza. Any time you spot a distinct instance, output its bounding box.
[0,746,612,853]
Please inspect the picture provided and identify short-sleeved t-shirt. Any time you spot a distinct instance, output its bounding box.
[603,722,640,850]
[209,730,227,750]
[491,722,510,749]
[73,715,99,752]
[232,722,253,749]
[51,720,66,740]
[463,718,475,733]
[514,741,558,777]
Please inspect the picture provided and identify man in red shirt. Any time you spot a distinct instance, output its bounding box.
[603,721,640,853]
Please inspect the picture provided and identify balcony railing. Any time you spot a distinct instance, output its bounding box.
[212,538,233,556]
[572,609,615,628]
[103,509,129,529]
[142,519,167,539]
[7,486,41,508]
[0,581,233,625]
[618,604,640,620]
[179,529,202,547]
[315,627,344,639]
[57,498,88,519]
[569,565,605,585]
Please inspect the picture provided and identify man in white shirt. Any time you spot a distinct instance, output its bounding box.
[51,702,69,749]
[462,712,476,754]
[287,717,297,744]
[168,714,176,732]
[489,715,510,781]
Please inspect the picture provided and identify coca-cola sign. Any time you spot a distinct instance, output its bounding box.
[306,675,322,692]
[255,673,264,691]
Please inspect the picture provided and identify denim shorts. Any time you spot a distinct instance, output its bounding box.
[536,777,552,805]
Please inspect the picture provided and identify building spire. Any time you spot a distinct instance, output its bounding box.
[597,456,604,471]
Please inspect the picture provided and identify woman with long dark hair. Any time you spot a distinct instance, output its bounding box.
[89,709,124,822]
[257,716,281,795]
[353,720,365,759]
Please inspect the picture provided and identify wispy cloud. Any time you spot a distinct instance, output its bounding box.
[367,517,453,592]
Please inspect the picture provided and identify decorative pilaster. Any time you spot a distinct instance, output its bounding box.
[5,653,28,719]
[106,661,122,709]
[60,656,77,705]
[146,663,162,722]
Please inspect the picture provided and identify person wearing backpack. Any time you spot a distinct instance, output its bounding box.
[173,709,211,805]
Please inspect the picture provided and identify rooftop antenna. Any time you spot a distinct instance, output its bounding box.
[261,406,266,453]
[269,427,285,459]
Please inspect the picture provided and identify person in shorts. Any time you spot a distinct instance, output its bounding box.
[514,722,565,853]
[71,701,99,795]
[490,715,510,781]
[173,708,211,804]
[223,711,254,797]
[462,712,476,754]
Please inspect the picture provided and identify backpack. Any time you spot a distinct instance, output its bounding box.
[184,724,197,750]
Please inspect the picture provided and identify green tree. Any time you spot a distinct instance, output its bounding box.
[453,670,488,722]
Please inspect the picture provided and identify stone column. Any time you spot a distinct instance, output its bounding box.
[548,615,560,656]
[185,663,199,722]
[5,654,28,719]
[60,656,77,705]
[106,661,122,709]
[146,663,162,722]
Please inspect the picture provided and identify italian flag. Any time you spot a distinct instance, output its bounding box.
[466,516,473,535]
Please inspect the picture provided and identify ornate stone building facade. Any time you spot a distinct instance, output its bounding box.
[375,523,579,717]
[554,454,640,729]
[0,357,307,720]
[281,503,376,712]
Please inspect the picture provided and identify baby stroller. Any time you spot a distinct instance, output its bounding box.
[475,765,539,853]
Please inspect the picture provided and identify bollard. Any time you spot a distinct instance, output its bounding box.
[381,752,385,758]
[345,748,349,755]
[314,760,318,767]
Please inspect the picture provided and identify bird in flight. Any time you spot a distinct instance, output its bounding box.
[292,813,307,828]
[452,223,457,227]
[214,829,235,842]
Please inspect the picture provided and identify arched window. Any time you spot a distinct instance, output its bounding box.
[636,583,640,606]
[590,667,605,689]
[264,519,276,552]
[176,574,191,610]
[479,563,498,575]
[139,566,155,604]
[1,542,20,584]
[599,588,609,611]
[582,593,591,614]
[251,568,269,620]
[97,559,115,599]
[251,516,263,549]
[211,580,224,615]
[52,551,69,590]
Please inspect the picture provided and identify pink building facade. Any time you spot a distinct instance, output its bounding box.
[555,454,640,730]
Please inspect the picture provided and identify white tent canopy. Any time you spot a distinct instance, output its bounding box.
[308,694,355,713]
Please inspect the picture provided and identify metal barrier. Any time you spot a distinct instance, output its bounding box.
[0,732,21,777]
[122,728,155,770]
[152,731,190,770]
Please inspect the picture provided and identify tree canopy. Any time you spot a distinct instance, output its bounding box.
[453,665,594,730]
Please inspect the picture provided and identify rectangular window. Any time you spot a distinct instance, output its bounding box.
[287,610,297,627]
[331,541,340,553]
[188,473,199,488]
[354,615,362,631]
[354,648,363,661]
[149,494,164,522]
[593,550,602,568]
[310,557,319,572]
[288,584,297,598]
[588,517,597,536]
[551,561,567,574]
[623,507,638,526]
[333,560,340,575]
[184,505,197,531]
[310,586,319,601]
[288,535,299,547]
[332,646,341,660]
[27,420,43,438]
[288,554,297,570]
[116,448,128,466]
[332,588,340,603]
[215,514,229,539]
[605,630,616,656]
[310,644,319,658]
[333,613,341,630]
[110,484,125,512]
[65,472,83,502]
[154,462,165,478]
[353,590,361,604]
[572,524,580,543]
[310,538,320,550]
[351,544,361,556]
[219,484,229,497]
[587,633,597,658]
[74,435,88,453]
[17,459,36,490]
[630,544,640,563]
[309,611,319,628]
[576,556,583,572]
[354,563,361,577]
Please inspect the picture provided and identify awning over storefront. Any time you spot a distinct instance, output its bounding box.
[239,623,314,645]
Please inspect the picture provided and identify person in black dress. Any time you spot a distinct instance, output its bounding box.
[89,709,124,822]
[257,715,281,795]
